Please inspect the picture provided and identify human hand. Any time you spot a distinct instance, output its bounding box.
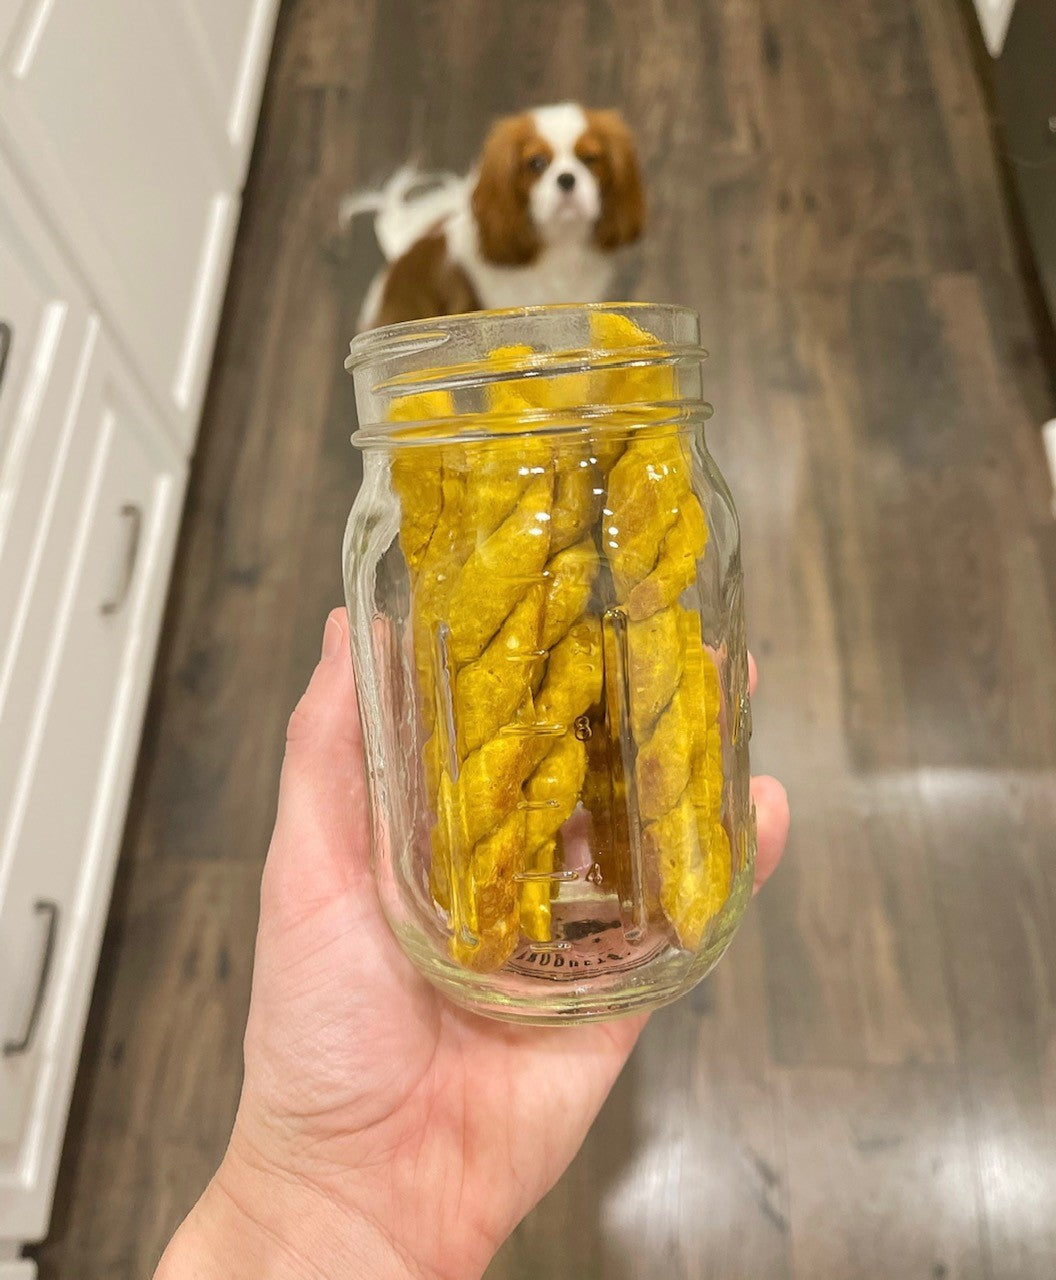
[157,609,789,1280]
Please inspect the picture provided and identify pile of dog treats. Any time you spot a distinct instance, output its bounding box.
[389,314,731,972]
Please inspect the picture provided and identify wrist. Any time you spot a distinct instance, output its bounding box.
[155,1134,427,1280]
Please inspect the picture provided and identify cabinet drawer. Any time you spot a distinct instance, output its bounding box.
[0,149,92,691]
[0,333,184,1240]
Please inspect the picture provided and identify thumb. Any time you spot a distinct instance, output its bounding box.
[751,773,789,893]
[264,608,374,908]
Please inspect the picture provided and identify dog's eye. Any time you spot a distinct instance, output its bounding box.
[526,153,548,175]
[579,151,602,168]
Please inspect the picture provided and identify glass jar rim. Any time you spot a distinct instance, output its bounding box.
[345,301,702,370]
[346,302,711,448]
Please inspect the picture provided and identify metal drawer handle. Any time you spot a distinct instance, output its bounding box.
[0,321,12,394]
[3,900,59,1057]
[100,502,142,616]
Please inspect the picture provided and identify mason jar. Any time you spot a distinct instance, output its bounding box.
[343,304,754,1024]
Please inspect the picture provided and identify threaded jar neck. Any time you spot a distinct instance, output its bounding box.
[346,303,711,447]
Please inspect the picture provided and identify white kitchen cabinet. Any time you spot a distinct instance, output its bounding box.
[0,328,185,1242]
[0,0,276,447]
[0,0,279,1267]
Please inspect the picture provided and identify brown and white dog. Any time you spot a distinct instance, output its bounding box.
[345,103,644,330]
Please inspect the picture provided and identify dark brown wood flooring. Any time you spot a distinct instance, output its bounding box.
[32,1,1056,1276]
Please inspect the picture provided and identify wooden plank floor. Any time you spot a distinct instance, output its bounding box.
[33,1,1056,1276]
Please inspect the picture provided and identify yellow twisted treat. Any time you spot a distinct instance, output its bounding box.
[387,392,461,910]
[390,353,583,943]
[515,534,597,943]
[589,314,731,949]
[444,619,602,968]
[391,351,604,970]
[463,356,604,949]
[674,610,731,944]
[436,465,555,967]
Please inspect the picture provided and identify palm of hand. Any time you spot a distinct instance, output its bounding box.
[230,612,787,1280]
[238,638,643,1280]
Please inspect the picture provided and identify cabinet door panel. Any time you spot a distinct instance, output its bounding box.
[181,0,278,157]
[0,151,92,724]
[0,0,239,440]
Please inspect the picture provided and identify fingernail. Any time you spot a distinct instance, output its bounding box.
[322,614,344,661]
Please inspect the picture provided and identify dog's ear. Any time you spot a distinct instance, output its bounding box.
[588,110,645,250]
[471,115,541,266]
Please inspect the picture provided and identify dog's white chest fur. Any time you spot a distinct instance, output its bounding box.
[445,209,614,310]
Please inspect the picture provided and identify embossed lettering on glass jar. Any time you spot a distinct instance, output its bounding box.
[344,304,754,1024]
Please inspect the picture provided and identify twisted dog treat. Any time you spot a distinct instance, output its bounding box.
[390,315,731,970]
[586,315,731,948]
[391,355,602,970]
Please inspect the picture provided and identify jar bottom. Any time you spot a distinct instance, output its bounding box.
[391,862,753,1026]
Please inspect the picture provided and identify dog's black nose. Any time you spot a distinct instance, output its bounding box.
[556,171,576,192]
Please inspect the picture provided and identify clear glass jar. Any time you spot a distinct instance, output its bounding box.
[344,304,754,1024]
